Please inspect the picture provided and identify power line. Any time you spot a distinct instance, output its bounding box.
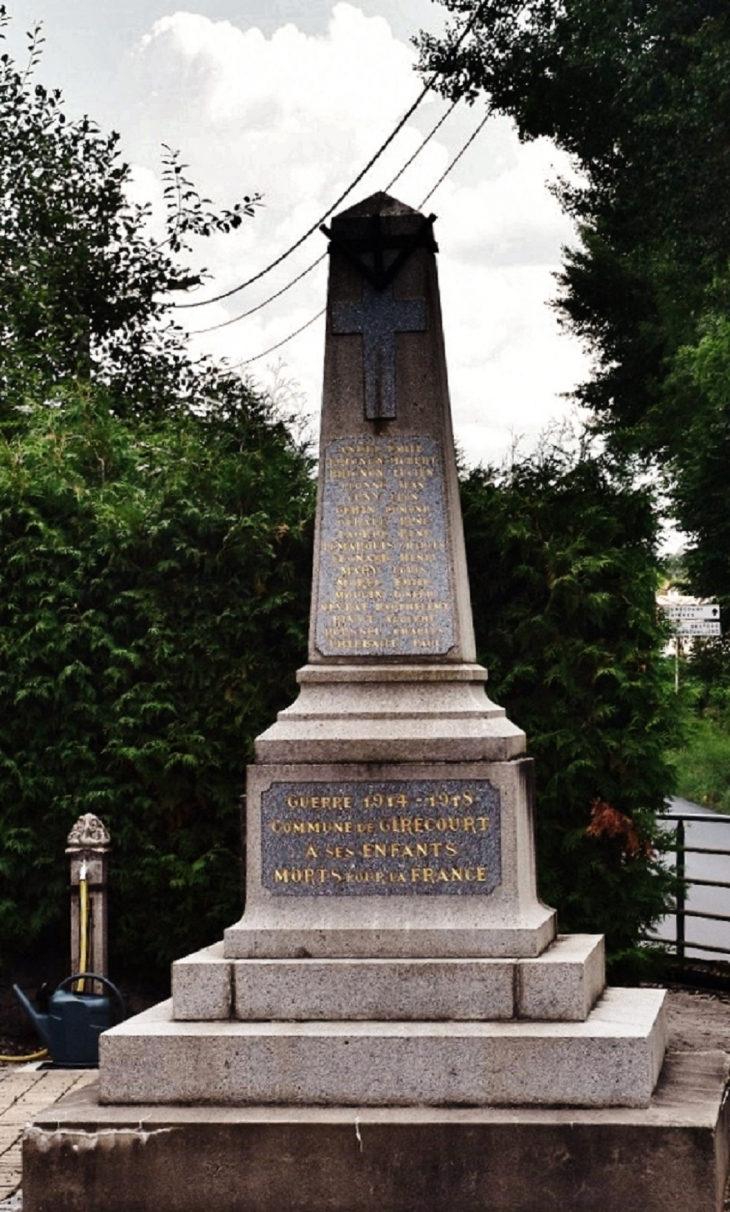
[225,103,492,370]
[383,95,461,194]
[188,252,327,336]
[418,105,492,208]
[174,81,434,312]
[174,1,488,312]
[189,97,463,338]
[230,308,326,369]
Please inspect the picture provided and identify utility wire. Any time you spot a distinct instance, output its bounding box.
[173,82,433,311]
[188,252,327,335]
[383,95,460,194]
[174,1,488,312]
[418,105,492,208]
[225,103,492,370]
[231,308,326,369]
[189,96,463,337]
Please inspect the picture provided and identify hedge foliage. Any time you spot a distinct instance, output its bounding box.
[0,400,682,981]
[461,441,680,972]
[0,387,313,977]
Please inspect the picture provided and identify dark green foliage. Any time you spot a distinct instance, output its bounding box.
[0,8,312,982]
[670,315,730,604]
[669,713,730,815]
[460,440,679,969]
[669,638,730,813]
[0,388,314,976]
[419,1,730,600]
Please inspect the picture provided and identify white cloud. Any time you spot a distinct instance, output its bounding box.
[442,137,576,267]
[124,2,589,464]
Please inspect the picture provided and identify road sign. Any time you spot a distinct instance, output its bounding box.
[674,620,722,637]
[661,603,721,621]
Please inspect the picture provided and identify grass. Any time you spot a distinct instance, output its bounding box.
[669,712,730,814]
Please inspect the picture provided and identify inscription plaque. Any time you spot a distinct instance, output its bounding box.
[261,779,501,896]
[315,435,456,657]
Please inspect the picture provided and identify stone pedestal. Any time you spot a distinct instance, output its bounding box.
[253,665,525,763]
[225,757,554,960]
[99,986,666,1109]
[173,934,607,1022]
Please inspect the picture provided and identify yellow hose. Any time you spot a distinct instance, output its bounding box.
[0,1048,48,1063]
[74,866,89,993]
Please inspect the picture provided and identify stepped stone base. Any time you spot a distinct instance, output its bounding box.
[173,934,606,1022]
[224,913,557,960]
[23,1051,729,1212]
[99,987,666,1109]
[254,665,527,764]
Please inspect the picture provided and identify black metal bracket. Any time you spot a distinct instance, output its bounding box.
[320,212,438,291]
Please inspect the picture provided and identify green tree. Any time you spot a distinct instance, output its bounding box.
[0,7,258,425]
[419,1,730,599]
[0,12,316,981]
[670,315,730,600]
[461,437,679,971]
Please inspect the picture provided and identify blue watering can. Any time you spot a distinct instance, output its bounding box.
[12,973,125,1067]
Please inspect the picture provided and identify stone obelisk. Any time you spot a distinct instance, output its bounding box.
[25,195,727,1212]
[223,191,554,961]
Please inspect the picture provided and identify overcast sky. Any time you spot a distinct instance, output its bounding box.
[6,0,590,465]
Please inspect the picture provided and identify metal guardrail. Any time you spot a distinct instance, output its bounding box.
[645,812,730,961]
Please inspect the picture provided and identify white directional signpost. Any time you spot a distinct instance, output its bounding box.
[676,620,722,637]
[658,597,722,690]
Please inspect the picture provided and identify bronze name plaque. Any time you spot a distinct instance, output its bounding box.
[261,779,501,896]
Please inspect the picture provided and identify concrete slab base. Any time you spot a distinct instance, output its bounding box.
[98,988,666,1108]
[23,1051,729,1212]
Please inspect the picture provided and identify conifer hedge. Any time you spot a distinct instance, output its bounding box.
[461,442,680,975]
[0,388,313,978]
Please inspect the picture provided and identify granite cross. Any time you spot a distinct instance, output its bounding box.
[332,279,426,421]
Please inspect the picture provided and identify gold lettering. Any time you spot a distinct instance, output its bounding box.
[407,865,491,884]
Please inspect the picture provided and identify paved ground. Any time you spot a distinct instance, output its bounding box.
[1,987,728,1209]
[0,1067,95,1207]
[663,983,730,1051]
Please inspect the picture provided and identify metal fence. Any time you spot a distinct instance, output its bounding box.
[646,811,730,962]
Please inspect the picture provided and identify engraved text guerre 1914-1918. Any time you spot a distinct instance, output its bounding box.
[261,779,501,896]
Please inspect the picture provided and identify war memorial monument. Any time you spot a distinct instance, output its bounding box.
[24,194,729,1211]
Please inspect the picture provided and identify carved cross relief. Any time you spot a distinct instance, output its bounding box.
[322,211,435,422]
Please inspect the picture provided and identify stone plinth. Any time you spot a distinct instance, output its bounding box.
[23,1052,729,1212]
[254,665,525,764]
[172,934,606,1023]
[99,988,666,1109]
[218,196,560,974]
